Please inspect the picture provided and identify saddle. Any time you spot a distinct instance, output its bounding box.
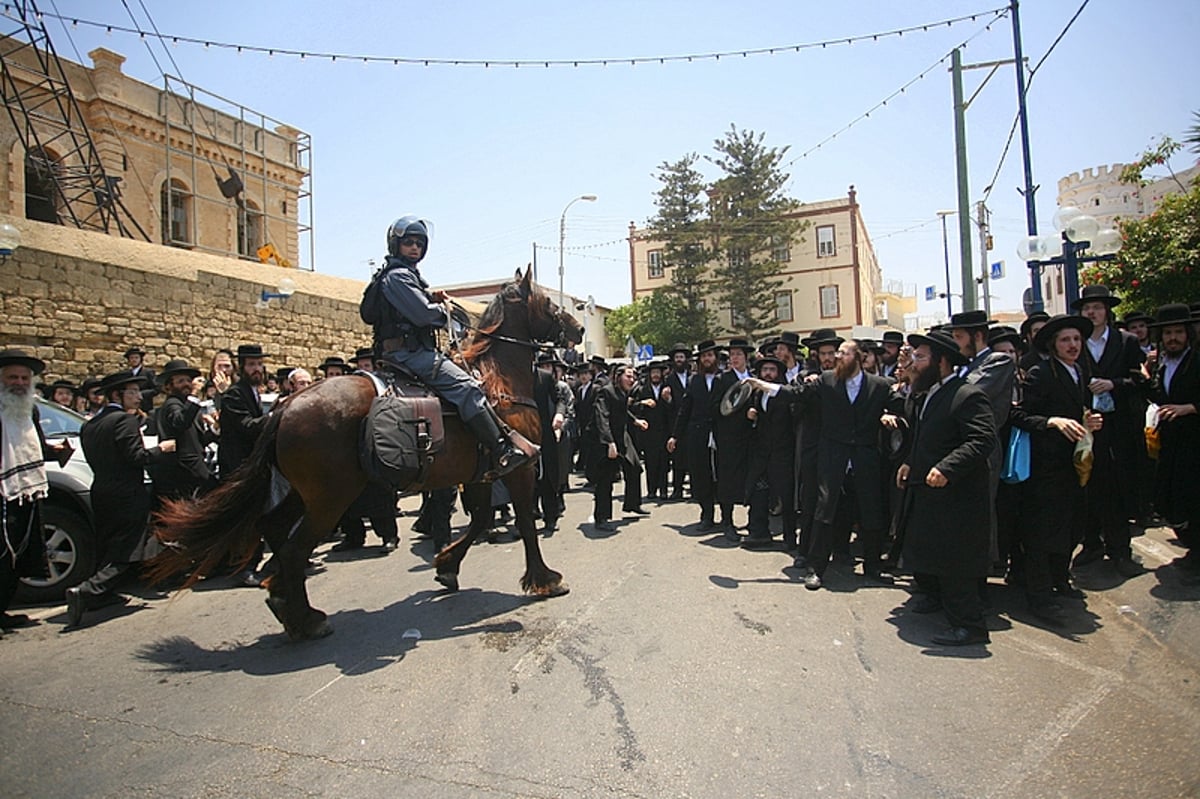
[357,363,450,487]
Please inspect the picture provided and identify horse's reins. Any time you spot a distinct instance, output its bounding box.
[445,299,544,411]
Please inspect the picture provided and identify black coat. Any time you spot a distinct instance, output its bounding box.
[1148,347,1200,522]
[217,378,268,479]
[591,381,641,475]
[713,370,754,505]
[80,405,166,563]
[672,370,723,503]
[1012,358,1091,554]
[1084,325,1147,517]
[746,387,797,503]
[153,393,214,498]
[898,378,996,577]
[800,370,893,529]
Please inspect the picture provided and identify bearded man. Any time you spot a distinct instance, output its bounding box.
[0,349,73,631]
[153,359,215,501]
[218,345,273,586]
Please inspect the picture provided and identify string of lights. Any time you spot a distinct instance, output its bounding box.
[537,236,628,252]
[785,7,1009,168]
[871,217,941,241]
[1,4,1008,69]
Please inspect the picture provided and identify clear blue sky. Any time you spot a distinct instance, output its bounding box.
[41,1,1200,318]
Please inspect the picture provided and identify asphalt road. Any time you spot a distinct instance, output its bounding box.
[2,478,1199,799]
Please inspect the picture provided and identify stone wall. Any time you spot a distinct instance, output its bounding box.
[0,214,370,385]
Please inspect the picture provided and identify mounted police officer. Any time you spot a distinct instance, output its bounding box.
[362,216,529,477]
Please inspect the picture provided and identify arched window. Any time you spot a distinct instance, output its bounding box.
[237,199,263,258]
[161,178,191,246]
[25,147,60,224]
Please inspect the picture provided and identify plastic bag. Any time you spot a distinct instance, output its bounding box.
[1074,429,1094,487]
[1144,403,1160,460]
[1001,427,1031,484]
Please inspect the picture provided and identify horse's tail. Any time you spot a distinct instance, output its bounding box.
[148,412,285,588]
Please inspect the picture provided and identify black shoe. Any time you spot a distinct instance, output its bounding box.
[931,626,990,646]
[331,540,364,553]
[1072,546,1104,569]
[1113,557,1146,579]
[0,612,35,629]
[863,570,896,586]
[804,571,823,591]
[907,593,943,614]
[594,520,615,532]
[382,539,400,552]
[623,507,650,516]
[740,533,773,549]
[1030,601,1067,626]
[1052,582,1085,600]
[669,491,683,501]
[722,525,742,544]
[234,570,264,588]
[792,554,809,572]
[65,587,85,628]
[698,516,715,531]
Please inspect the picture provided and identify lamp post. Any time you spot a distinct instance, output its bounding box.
[937,210,956,316]
[259,276,297,307]
[559,194,597,309]
[1017,206,1121,311]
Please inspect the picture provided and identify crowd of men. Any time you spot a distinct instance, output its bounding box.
[1,285,1197,647]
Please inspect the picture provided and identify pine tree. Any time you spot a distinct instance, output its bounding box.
[705,125,804,338]
[646,153,717,343]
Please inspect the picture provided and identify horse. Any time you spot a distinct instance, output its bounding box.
[151,268,584,641]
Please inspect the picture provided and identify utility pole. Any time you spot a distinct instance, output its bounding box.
[532,242,538,284]
[976,201,992,318]
[1010,0,1042,312]
[950,48,976,311]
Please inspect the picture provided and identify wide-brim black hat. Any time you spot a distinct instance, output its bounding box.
[157,359,201,383]
[0,348,47,375]
[720,379,755,417]
[1033,314,1094,352]
[123,345,147,358]
[881,330,905,345]
[79,377,102,394]
[1019,311,1051,338]
[667,342,691,358]
[987,326,1022,349]
[804,328,844,349]
[856,338,883,353]
[1070,284,1122,311]
[943,309,997,330]
[907,330,969,367]
[352,347,375,362]
[318,356,349,372]
[99,370,152,395]
[47,379,77,393]
[726,338,755,355]
[1122,311,1153,325]
[1149,303,1198,328]
[693,339,722,356]
[646,359,669,371]
[754,356,786,374]
[235,344,270,360]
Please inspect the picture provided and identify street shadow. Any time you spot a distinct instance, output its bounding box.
[580,521,621,540]
[322,546,392,563]
[708,569,803,590]
[134,587,533,678]
[884,601,992,659]
[1148,564,1200,603]
[56,597,147,632]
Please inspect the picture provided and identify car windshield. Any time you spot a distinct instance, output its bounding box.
[36,397,86,438]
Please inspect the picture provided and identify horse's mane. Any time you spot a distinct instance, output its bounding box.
[460,280,539,404]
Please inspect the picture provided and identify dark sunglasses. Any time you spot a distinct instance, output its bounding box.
[398,236,426,248]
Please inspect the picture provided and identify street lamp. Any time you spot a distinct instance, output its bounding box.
[559,194,597,309]
[0,221,21,264]
[259,276,297,308]
[1017,206,1121,310]
[936,210,956,316]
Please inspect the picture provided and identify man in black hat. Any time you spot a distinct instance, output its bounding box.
[794,329,843,558]
[79,377,104,418]
[895,330,997,646]
[0,349,74,631]
[1019,311,1050,372]
[879,331,905,379]
[770,331,804,383]
[534,352,570,531]
[124,346,156,413]
[632,359,672,500]
[319,356,350,378]
[47,379,77,408]
[713,339,756,538]
[1071,285,1147,578]
[742,356,798,549]
[1145,304,1200,583]
[67,370,176,628]
[668,341,724,532]
[664,343,691,500]
[591,365,648,531]
[153,359,215,501]
[1123,311,1154,356]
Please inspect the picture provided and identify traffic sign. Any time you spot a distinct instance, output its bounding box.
[637,344,654,361]
[990,260,1005,280]
[925,285,936,301]
[625,335,639,360]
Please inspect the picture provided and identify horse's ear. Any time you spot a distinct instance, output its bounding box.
[518,266,532,289]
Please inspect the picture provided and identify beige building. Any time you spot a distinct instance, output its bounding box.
[628,186,887,341]
[0,40,310,266]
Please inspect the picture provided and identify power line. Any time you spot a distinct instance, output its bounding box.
[3,4,1009,68]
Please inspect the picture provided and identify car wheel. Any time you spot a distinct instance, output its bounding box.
[16,505,97,604]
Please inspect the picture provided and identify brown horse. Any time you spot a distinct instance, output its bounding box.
[151,268,584,640]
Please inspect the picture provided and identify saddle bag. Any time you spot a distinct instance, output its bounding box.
[359,395,440,487]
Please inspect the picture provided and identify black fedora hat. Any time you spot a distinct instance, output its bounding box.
[754,355,786,374]
[646,359,669,372]
[1034,314,1094,352]
[804,328,844,348]
[79,377,102,394]
[0,348,46,375]
[589,354,608,367]
[352,347,375,362]
[667,342,691,358]
[1070,284,1122,311]
[123,345,147,358]
[98,369,151,396]
[726,337,755,355]
[771,331,802,351]
[318,355,349,372]
[1149,303,1197,328]
[881,330,905,345]
[275,367,295,382]
[157,359,201,383]
[1019,311,1050,338]
[987,325,1022,349]
[856,338,883,353]
[536,351,565,368]
[943,309,997,330]
[693,339,722,356]
[47,378,78,394]
[907,330,969,367]
[235,343,270,360]
[1122,310,1153,326]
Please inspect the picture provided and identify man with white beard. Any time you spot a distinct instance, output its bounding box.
[0,349,74,632]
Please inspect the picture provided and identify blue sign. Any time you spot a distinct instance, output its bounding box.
[990,260,1005,280]
[637,344,654,361]
[925,285,936,301]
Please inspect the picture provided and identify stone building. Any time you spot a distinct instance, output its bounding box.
[627,186,887,340]
[0,41,310,266]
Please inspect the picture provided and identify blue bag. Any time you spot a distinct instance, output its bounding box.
[1000,426,1031,484]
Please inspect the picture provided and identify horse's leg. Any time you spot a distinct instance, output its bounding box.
[506,466,568,597]
[264,509,339,641]
[433,481,491,592]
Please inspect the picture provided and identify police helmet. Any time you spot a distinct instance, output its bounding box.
[386,216,430,259]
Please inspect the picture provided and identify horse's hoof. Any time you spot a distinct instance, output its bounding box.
[435,572,459,592]
[303,619,334,639]
[265,595,287,625]
[531,581,570,599]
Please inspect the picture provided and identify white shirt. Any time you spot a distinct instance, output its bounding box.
[1164,348,1190,393]
[1054,357,1081,384]
[1087,325,1110,363]
[844,369,864,404]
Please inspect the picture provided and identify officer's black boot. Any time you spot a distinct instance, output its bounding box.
[465,412,531,477]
